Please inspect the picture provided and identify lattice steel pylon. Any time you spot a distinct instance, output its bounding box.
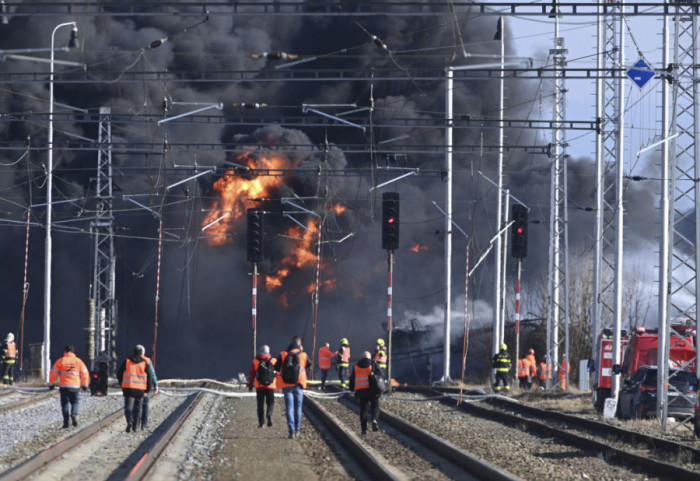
[592,2,625,402]
[546,8,570,390]
[659,3,699,431]
[89,107,117,374]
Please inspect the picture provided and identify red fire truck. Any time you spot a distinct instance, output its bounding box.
[592,325,697,412]
[592,328,628,411]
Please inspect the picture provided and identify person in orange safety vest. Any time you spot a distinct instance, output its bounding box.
[335,338,351,388]
[48,345,90,428]
[275,336,309,439]
[517,357,534,390]
[318,341,333,390]
[558,354,570,390]
[136,345,158,431]
[538,356,553,389]
[2,332,17,386]
[349,351,382,435]
[248,344,277,428]
[117,345,153,433]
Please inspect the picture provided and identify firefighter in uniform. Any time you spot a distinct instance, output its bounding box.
[372,338,388,379]
[2,333,17,385]
[318,342,333,390]
[48,345,90,428]
[117,345,153,433]
[336,338,351,388]
[492,343,512,393]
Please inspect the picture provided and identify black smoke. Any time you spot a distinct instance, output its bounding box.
[0,3,660,382]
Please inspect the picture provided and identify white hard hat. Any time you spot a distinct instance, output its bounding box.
[6,333,14,342]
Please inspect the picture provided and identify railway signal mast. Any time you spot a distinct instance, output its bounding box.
[382,192,399,389]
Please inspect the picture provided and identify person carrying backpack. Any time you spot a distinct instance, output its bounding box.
[275,336,309,439]
[248,344,277,428]
[349,351,382,435]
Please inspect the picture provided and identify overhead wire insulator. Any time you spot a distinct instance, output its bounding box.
[233,102,268,109]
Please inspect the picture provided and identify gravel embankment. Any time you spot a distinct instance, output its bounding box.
[381,391,669,481]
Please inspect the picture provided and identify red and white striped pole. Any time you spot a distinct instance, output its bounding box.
[514,257,522,387]
[387,250,393,389]
[153,219,162,367]
[252,262,257,360]
[311,220,322,380]
[459,244,470,403]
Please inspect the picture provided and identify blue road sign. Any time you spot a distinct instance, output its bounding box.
[627,59,654,88]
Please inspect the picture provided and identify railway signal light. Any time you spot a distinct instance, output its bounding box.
[247,209,264,262]
[382,192,400,250]
[511,204,528,259]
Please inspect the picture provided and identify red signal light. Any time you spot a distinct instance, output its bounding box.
[517,227,524,234]
[387,217,396,224]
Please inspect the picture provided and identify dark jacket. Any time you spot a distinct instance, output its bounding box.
[117,354,153,398]
[349,357,380,398]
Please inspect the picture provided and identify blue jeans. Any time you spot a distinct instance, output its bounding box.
[59,388,80,422]
[141,394,149,426]
[283,385,304,433]
[124,395,144,427]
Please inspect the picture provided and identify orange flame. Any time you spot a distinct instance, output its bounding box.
[410,243,429,253]
[331,204,347,215]
[202,153,288,245]
[265,220,319,289]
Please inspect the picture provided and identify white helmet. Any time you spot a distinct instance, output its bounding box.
[6,333,14,342]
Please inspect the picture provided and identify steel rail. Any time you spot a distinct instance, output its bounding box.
[0,2,696,18]
[0,390,56,415]
[334,394,523,481]
[125,392,203,480]
[0,392,202,481]
[0,405,125,481]
[304,395,401,481]
[424,389,700,481]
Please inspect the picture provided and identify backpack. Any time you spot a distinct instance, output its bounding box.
[281,350,301,384]
[255,359,276,386]
[369,366,387,395]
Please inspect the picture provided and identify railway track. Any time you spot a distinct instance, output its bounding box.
[0,392,202,481]
[0,390,55,415]
[403,388,700,481]
[308,391,521,481]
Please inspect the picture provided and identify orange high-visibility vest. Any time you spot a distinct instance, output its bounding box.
[49,352,89,388]
[517,358,530,378]
[276,349,308,389]
[373,348,387,368]
[4,342,16,360]
[253,357,277,390]
[122,359,148,390]
[353,365,372,391]
[337,345,350,366]
[318,346,333,370]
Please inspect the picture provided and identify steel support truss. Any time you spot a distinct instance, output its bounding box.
[89,107,117,374]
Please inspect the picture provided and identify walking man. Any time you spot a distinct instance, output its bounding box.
[48,345,89,428]
[117,345,153,433]
[248,344,277,427]
[318,341,333,390]
[275,336,309,439]
[137,345,158,430]
[349,351,382,435]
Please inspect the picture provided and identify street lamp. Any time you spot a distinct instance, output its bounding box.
[43,21,79,382]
